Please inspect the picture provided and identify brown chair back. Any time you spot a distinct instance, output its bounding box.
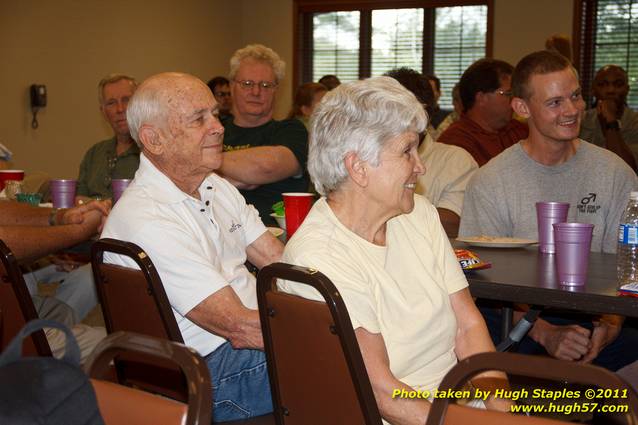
[90,238,186,401]
[257,262,382,425]
[90,238,182,341]
[0,239,51,356]
[85,331,211,425]
[426,352,638,425]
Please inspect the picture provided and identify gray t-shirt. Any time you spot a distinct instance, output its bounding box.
[459,141,638,253]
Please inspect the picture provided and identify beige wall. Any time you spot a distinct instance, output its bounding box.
[0,0,574,177]
[493,0,574,65]
[0,0,242,178]
[240,0,296,120]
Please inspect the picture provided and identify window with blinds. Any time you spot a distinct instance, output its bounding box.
[301,3,489,109]
[577,0,638,108]
[434,6,487,107]
[312,11,360,83]
[370,9,424,77]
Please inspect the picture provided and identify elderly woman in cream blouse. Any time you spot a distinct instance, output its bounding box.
[280,77,509,424]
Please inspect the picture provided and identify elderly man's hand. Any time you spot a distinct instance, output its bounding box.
[60,199,111,228]
[538,322,592,361]
[580,317,622,364]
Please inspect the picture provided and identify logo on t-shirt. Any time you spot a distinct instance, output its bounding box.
[577,193,601,214]
[229,221,243,232]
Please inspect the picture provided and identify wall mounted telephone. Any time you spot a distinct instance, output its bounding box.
[30,84,47,129]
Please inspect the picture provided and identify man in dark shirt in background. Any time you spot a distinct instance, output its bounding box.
[218,44,308,225]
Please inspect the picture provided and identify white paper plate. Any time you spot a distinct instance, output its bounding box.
[456,236,537,248]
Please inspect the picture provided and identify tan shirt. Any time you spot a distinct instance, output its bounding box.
[281,196,468,393]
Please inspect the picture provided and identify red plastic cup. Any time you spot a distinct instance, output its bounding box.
[0,170,25,191]
[111,179,131,203]
[553,222,594,286]
[282,193,314,238]
[536,202,569,254]
[50,179,77,208]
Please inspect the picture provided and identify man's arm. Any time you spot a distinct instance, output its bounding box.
[0,209,103,261]
[0,201,55,226]
[0,199,110,227]
[218,146,301,186]
[186,286,263,350]
[245,229,284,269]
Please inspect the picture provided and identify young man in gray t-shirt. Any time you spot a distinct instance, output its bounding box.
[460,50,638,372]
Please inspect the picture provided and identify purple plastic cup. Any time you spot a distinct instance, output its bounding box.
[553,222,594,286]
[111,179,131,203]
[536,202,569,254]
[50,179,77,208]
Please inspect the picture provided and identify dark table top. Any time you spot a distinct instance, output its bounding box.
[455,242,638,317]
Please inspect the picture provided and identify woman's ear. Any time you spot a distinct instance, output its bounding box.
[511,96,531,119]
[138,124,163,155]
[344,152,368,188]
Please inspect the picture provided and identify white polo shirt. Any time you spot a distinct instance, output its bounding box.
[101,154,267,356]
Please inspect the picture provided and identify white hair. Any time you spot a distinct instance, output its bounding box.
[126,72,188,147]
[229,44,285,82]
[309,76,427,196]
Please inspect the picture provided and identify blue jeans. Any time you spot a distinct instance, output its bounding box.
[205,342,273,422]
[479,304,638,371]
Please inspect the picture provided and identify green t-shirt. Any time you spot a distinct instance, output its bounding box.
[77,137,140,198]
[222,117,309,225]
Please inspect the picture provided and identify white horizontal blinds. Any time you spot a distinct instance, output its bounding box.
[312,11,360,83]
[593,0,638,108]
[370,9,424,77]
[434,6,488,109]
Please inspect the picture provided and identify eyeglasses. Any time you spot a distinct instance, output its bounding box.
[234,80,278,90]
[215,91,231,98]
[495,89,513,98]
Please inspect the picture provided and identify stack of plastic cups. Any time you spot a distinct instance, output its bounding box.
[553,222,594,286]
[536,202,570,254]
[50,179,77,208]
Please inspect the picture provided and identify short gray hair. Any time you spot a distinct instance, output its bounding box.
[126,73,180,147]
[98,73,137,104]
[309,76,427,196]
[229,44,285,82]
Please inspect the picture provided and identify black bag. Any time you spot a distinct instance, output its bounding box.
[0,319,104,425]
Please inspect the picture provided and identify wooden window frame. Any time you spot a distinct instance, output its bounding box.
[292,0,494,90]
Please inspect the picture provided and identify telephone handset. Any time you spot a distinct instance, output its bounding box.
[30,84,46,129]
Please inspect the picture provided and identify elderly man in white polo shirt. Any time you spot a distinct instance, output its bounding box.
[101,72,283,422]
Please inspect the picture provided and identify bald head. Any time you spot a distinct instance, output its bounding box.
[126,72,212,144]
[593,65,629,104]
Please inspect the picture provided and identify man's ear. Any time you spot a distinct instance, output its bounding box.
[344,151,368,188]
[138,124,163,155]
[300,104,311,118]
[511,96,530,119]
